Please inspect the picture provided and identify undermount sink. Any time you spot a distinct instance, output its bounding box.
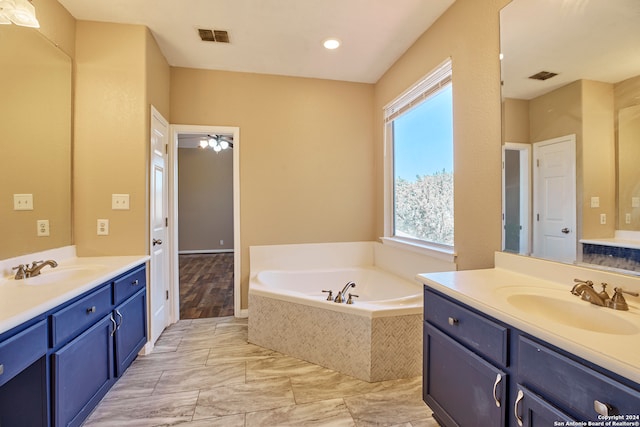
[498,287,639,335]
[9,265,107,286]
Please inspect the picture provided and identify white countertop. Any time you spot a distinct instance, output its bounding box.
[0,246,148,335]
[417,252,640,384]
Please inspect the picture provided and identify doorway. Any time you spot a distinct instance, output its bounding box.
[169,125,242,321]
[502,142,531,255]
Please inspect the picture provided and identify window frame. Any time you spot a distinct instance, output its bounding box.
[382,58,456,262]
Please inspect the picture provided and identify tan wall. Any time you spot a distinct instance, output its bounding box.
[581,80,615,238]
[74,22,152,256]
[171,68,375,306]
[503,98,530,143]
[178,148,234,252]
[374,0,508,271]
[33,0,76,58]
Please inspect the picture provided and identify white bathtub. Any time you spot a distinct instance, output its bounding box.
[252,267,423,317]
[248,241,456,382]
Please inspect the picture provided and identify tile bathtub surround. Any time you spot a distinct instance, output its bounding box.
[83,317,437,427]
[248,295,423,382]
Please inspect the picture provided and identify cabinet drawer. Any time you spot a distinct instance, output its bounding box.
[519,336,640,419]
[424,288,508,366]
[113,266,146,305]
[51,285,112,347]
[0,320,47,387]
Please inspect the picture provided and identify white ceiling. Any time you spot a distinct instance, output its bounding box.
[57,0,455,84]
[500,0,640,100]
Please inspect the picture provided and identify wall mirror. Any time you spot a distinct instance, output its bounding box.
[500,0,640,271]
[0,25,72,260]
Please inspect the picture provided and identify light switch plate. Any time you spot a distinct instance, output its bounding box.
[112,194,130,210]
[37,220,50,236]
[590,196,600,208]
[14,194,33,210]
[97,219,109,235]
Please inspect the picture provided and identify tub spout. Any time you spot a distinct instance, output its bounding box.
[335,282,356,303]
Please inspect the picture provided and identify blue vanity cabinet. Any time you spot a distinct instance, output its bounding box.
[423,288,508,427]
[517,336,640,422]
[52,314,115,427]
[113,265,147,377]
[513,386,576,427]
[423,285,640,427]
[0,319,49,427]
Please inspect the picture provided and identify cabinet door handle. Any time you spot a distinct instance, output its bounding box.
[132,279,139,286]
[492,373,502,407]
[594,400,614,416]
[115,309,123,331]
[87,306,96,314]
[109,315,117,337]
[514,389,524,427]
[448,317,459,326]
[0,364,4,376]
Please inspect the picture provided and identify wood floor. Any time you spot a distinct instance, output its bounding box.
[179,253,234,319]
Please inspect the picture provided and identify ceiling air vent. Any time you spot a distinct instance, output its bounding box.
[528,71,558,81]
[198,29,230,43]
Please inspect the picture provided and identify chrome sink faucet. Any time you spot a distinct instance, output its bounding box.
[12,260,58,279]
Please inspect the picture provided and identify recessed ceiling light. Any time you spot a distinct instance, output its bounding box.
[323,38,341,50]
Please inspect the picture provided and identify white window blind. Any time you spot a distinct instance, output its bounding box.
[384,58,452,123]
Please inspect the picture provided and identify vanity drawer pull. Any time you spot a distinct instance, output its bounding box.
[514,389,524,427]
[594,400,614,416]
[492,373,502,407]
[448,317,459,326]
[132,279,139,286]
[0,364,4,375]
[86,306,96,314]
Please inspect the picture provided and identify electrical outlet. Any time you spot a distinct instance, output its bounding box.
[590,196,600,208]
[633,197,640,208]
[626,213,632,224]
[600,213,606,225]
[220,240,224,246]
[97,219,109,235]
[112,194,130,210]
[14,194,33,210]
[37,220,50,236]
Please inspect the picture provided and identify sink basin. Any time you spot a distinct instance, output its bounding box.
[11,265,107,286]
[505,292,639,335]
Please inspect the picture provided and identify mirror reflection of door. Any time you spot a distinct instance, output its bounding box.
[502,143,530,255]
[532,135,576,263]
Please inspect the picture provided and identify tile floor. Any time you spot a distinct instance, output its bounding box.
[83,317,438,427]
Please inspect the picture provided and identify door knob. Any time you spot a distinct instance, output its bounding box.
[561,228,570,234]
[153,238,163,246]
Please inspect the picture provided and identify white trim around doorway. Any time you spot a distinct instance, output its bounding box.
[169,124,245,320]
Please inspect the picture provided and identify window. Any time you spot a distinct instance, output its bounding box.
[384,59,453,251]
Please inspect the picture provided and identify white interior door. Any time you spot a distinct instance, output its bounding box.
[533,135,576,263]
[150,106,170,343]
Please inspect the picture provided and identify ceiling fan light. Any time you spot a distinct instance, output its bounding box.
[213,144,222,152]
[199,140,208,148]
[208,138,216,148]
[7,0,39,28]
[219,140,229,150]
